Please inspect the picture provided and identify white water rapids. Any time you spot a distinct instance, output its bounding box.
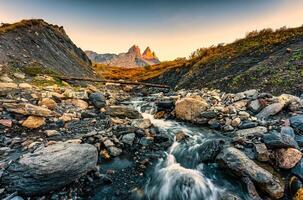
[132,99,222,200]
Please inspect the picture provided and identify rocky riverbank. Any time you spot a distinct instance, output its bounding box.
[1,75,303,199]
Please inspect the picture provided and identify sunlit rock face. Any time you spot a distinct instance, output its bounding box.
[85,45,160,68]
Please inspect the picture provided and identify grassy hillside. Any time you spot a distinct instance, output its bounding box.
[95,25,303,95]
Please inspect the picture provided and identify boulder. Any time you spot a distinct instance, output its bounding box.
[89,92,106,109]
[22,116,45,129]
[2,143,98,195]
[275,148,302,169]
[3,103,57,117]
[290,115,303,134]
[217,147,284,199]
[107,106,142,119]
[175,97,209,121]
[255,103,284,119]
[263,131,299,149]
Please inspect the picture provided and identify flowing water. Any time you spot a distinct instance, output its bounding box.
[132,98,250,200]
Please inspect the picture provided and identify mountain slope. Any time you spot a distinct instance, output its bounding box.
[86,45,160,68]
[0,19,94,77]
[147,26,303,95]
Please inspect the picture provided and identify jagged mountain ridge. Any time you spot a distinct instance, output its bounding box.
[85,45,160,68]
[0,19,94,77]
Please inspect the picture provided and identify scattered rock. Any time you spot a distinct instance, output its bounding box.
[39,98,57,110]
[89,92,106,109]
[231,117,241,127]
[175,131,188,142]
[3,103,57,117]
[122,133,136,145]
[108,146,122,157]
[256,103,284,119]
[64,99,88,110]
[290,115,303,134]
[275,148,302,169]
[132,119,152,129]
[45,130,60,137]
[217,147,284,199]
[248,100,262,113]
[234,126,267,138]
[0,119,13,128]
[19,83,32,89]
[200,111,218,119]
[22,116,45,129]
[254,143,269,162]
[2,143,98,195]
[263,131,299,149]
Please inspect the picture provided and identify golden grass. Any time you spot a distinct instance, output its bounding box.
[94,59,187,81]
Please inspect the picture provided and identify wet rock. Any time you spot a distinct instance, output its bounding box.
[263,131,299,149]
[295,135,303,147]
[154,111,165,119]
[248,100,262,113]
[255,103,284,119]
[254,143,269,162]
[238,121,258,129]
[288,176,303,200]
[196,139,224,163]
[281,126,295,138]
[275,148,302,169]
[107,105,141,119]
[22,116,45,129]
[234,126,267,138]
[200,111,218,119]
[175,131,188,142]
[108,146,122,157]
[175,97,209,121]
[38,98,57,110]
[290,115,303,134]
[139,137,154,146]
[217,147,284,199]
[89,92,106,109]
[132,118,152,129]
[292,159,303,180]
[2,142,98,195]
[0,119,13,128]
[156,100,174,111]
[122,133,136,145]
[3,103,57,117]
[208,119,221,129]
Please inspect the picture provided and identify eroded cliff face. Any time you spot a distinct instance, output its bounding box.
[0,19,94,77]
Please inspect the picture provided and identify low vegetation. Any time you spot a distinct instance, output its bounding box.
[94,59,187,81]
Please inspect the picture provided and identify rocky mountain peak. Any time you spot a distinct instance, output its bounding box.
[127,45,141,56]
[142,47,158,60]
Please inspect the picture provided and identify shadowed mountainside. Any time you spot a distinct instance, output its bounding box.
[0,19,94,77]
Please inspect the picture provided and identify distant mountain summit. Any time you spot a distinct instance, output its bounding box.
[85,45,160,68]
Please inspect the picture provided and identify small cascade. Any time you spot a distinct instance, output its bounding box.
[132,98,222,200]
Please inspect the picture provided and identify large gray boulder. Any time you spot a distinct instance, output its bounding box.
[217,147,284,199]
[2,142,98,195]
[106,105,142,119]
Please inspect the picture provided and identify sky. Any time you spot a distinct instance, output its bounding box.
[1,0,303,60]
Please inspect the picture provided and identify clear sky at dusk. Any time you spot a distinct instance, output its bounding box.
[1,0,303,60]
